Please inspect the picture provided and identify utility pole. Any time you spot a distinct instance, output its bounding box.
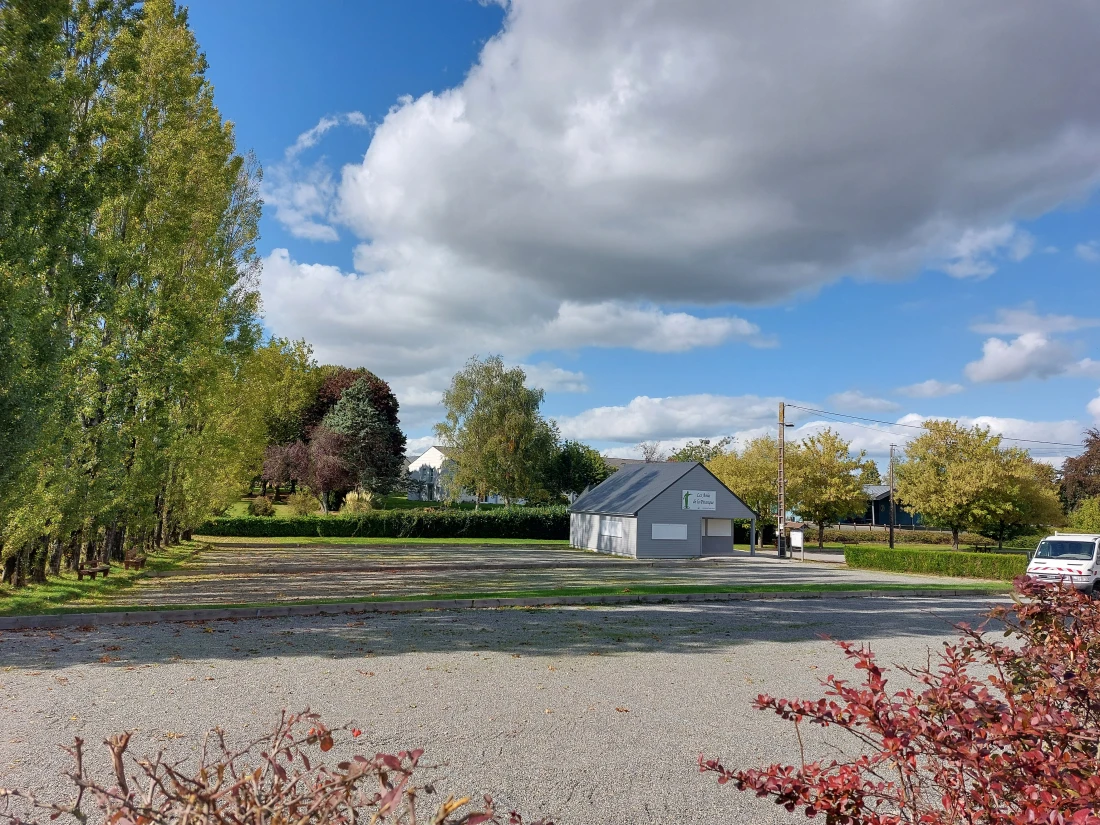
[777,402,794,559]
[888,444,896,549]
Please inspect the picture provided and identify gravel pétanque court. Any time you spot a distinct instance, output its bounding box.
[115,540,981,606]
[0,595,1006,824]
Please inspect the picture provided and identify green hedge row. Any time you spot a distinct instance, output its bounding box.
[821,527,995,546]
[844,545,1027,581]
[197,506,569,539]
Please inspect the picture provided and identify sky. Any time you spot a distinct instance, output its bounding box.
[184,0,1100,466]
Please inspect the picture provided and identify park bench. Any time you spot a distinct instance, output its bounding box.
[76,562,110,581]
[123,554,147,570]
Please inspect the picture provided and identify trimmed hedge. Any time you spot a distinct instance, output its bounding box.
[844,545,1027,581]
[820,527,994,546]
[197,506,568,540]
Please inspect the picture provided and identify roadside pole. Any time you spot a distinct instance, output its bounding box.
[778,402,786,558]
[889,444,896,549]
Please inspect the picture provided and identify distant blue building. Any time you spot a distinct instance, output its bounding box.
[855,484,921,527]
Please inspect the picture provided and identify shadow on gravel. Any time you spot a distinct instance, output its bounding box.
[0,596,1004,671]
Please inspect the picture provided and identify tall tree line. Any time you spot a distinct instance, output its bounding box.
[0,0,268,584]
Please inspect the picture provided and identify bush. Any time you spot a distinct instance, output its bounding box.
[1,709,549,825]
[817,527,995,546]
[1070,496,1100,532]
[197,506,569,540]
[343,490,374,513]
[702,578,1100,822]
[844,544,1026,580]
[287,491,317,516]
[246,496,276,517]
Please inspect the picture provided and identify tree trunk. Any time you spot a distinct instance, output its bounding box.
[48,538,63,577]
[818,522,825,549]
[951,526,960,551]
[29,537,48,584]
[1,554,15,585]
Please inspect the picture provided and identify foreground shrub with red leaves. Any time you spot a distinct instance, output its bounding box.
[0,710,550,825]
[700,577,1100,824]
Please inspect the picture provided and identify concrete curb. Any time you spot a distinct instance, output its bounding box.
[0,588,1009,631]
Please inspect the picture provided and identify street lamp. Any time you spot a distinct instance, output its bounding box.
[777,402,795,559]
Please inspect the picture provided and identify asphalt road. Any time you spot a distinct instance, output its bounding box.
[0,595,1004,824]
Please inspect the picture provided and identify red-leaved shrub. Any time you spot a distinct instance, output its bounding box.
[0,710,550,825]
[701,577,1100,823]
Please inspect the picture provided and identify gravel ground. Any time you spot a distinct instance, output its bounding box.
[120,542,984,605]
[0,595,1004,824]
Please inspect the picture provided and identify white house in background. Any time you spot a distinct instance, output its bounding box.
[405,446,504,504]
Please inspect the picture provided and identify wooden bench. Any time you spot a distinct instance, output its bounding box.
[123,555,146,570]
[76,564,110,581]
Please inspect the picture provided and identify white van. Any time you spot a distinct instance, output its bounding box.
[1026,533,1100,594]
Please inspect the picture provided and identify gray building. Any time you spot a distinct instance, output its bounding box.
[569,461,758,558]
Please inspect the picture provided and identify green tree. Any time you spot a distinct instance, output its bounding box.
[789,429,867,548]
[435,356,559,505]
[1070,496,1100,532]
[323,377,407,495]
[669,437,733,463]
[547,441,613,497]
[707,435,782,550]
[858,460,882,485]
[976,448,1064,549]
[896,421,1009,549]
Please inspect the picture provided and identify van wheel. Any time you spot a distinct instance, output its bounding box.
[1092,583,1100,600]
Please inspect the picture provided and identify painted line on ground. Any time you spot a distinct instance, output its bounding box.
[0,587,1009,631]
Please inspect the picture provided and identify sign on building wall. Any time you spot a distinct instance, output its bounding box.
[682,490,716,510]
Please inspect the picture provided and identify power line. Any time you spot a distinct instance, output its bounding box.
[784,404,1085,449]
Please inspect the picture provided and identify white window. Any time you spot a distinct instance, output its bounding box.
[599,518,624,538]
[652,523,688,540]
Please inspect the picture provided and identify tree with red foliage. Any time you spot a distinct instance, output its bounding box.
[1063,427,1100,510]
[701,577,1100,823]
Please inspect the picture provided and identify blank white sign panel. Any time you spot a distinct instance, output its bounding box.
[652,523,688,540]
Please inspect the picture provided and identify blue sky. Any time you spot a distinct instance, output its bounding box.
[185,0,1100,464]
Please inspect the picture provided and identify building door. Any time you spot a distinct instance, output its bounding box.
[701,518,734,556]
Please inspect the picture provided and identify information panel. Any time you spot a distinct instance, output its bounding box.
[681,490,716,511]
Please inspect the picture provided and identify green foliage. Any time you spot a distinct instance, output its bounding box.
[546,440,612,496]
[844,545,1027,580]
[1070,497,1100,533]
[287,491,317,516]
[0,0,275,584]
[434,356,559,503]
[669,438,732,464]
[816,528,995,546]
[789,429,867,547]
[707,435,781,544]
[858,460,882,485]
[197,507,569,539]
[246,497,275,517]
[323,377,405,495]
[897,421,1063,549]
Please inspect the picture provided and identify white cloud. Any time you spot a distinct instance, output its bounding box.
[937,224,1034,279]
[895,379,965,399]
[1089,390,1100,423]
[556,394,782,443]
[826,390,901,413]
[971,305,1100,335]
[264,113,370,241]
[520,363,589,393]
[260,248,762,400]
[286,112,368,160]
[964,333,1077,382]
[1076,241,1100,263]
[329,0,1100,307]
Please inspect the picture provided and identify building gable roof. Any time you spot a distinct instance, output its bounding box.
[570,461,757,518]
[863,484,891,500]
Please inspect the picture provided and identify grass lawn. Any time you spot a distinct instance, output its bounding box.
[1,579,1009,618]
[0,542,201,617]
[196,535,571,547]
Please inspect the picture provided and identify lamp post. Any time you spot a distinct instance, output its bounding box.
[888,444,896,549]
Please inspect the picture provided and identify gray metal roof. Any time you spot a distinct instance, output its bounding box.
[863,484,891,500]
[570,461,701,516]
